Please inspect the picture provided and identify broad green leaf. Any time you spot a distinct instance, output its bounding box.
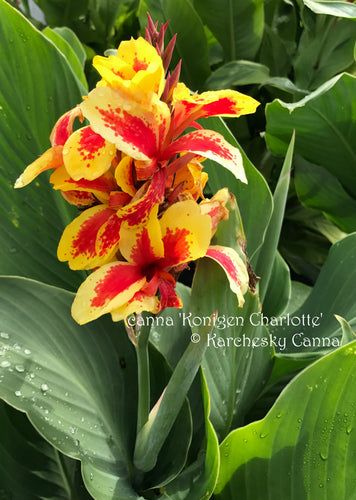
[0,401,91,499]
[303,0,356,18]
[138,0,211,90]
[193,0,264,60]
[285,280,312,315]
[294,16,356,90]
[202,116,273,260]
[266,73,356,198]
[215,341,356,499]
[295,158,356,233]
[0,0,87,290]
[253,134,294,304]
[161,373,219,500]
[191,258,273,439]
[205,60,270,90]
[262,77,309,97]
[43,27,88,89]
[52,26,87,67]
[0,277,191,499]
[271,232,356,353]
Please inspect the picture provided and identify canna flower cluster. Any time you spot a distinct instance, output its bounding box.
[15,16,259,325]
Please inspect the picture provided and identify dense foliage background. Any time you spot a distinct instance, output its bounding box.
[1,0,356,498]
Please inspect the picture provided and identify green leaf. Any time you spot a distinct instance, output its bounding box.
[88,0,124,41]
[253,134,294,304]
[0,0,87,290]
[161,373,220,500]
[138,0,211,90]
[215,341,356,499]
[0,277,191,499]
[43,27,88,89]
[303,0,356,18]
[190,260,273,439]
[294,16,356,90]
[336,315,356,346]
[266,73,356,198]
[52,27,87,68]
[295,158,356,233]
[272,232,356,353]
[205,60,270,90]
[261,251,291,318]
[0,400,91,499]
[202,116,273,260]
[33,0,89,26]
[193,0,264,60]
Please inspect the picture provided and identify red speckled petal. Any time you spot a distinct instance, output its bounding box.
[162,129,247,184]
[63,126,117,181]
[80,86,170,161]
[206,245,249,307]
[50,107,83,147]
[158,278,182,310]
[72,261,146,324]
[57,205,116,270]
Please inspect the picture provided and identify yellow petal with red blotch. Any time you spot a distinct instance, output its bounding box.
[120,204,164,266]
[63,126,116,181]
[200,188,230,234]
[162,129,247,184]
[115,156,136,197]
[173,82,259,134]
[110,291,160,322]
[71,261,146,324]
[50,165,115,201]
[50,107,83,147]
[14,146,63,188]
[57,204,116,270]
[158,278,183,310]
[206,245,249,307]
[80,86,170,162]
[158,200,212,269]
[170,160,208,200]
[60,190,95,207]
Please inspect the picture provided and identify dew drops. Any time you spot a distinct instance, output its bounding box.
[15,390,21,397]
[0,332,9,339]
[26,105,31,111]
[75,439,80,446]
[24,349,31,355]
[15,365,25,373]
[1,360,11,368]
[90,473,94,481]
[276,413,282,419]
[319,452,328,461]
[41,384,49,393]
[259,432,268,439]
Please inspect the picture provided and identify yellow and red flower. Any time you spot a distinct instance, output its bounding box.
[72,200,249,324]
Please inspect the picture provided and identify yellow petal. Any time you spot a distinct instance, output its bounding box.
[71,261,146,324]
[63,126,116,181]
[110,292,160,322]
[14,146,63,188]
[158,200,212,269]
[115,155,136,197]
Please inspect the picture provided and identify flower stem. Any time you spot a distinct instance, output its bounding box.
[135,318,151,435]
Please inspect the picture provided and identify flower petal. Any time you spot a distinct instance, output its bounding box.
[110,291,160,322]
[94,37,165,96]
[60,190,96,207]
[206,245,249,307]
[115,156,136,196]
[63,126,117,181]
[50,165,116,201]
[72,261,146,324]
[158,278,182,310]
[158,200,212,269]
[57,205,116,270]
[162,129,247,184]
[173,83,259,134]
[80,86,170,161]
[120,204,164,266]
[50,107,83,147]
[14,146,63,188]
